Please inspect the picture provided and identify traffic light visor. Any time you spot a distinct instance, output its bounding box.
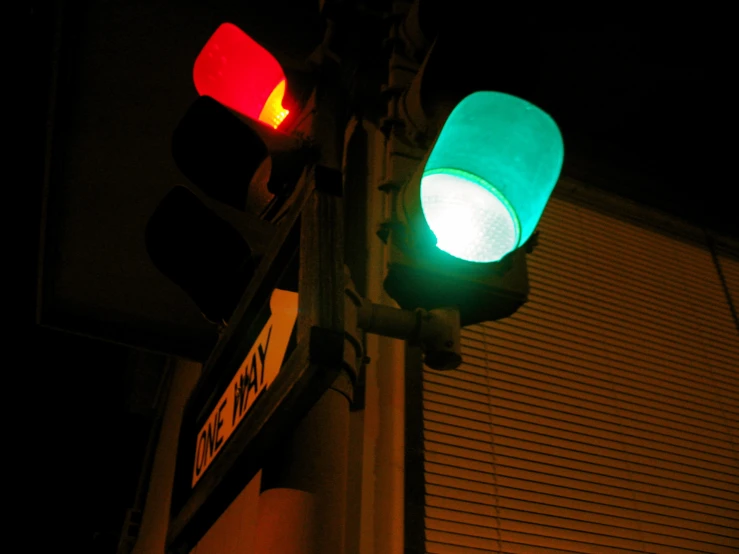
[194,23,289,129]
[421,92,564,262]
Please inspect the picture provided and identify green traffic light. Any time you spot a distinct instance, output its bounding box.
[421,91,564,263]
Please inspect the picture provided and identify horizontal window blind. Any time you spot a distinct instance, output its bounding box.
[716,249,738,334]
[719,256,738,303]
[421,197,739,554]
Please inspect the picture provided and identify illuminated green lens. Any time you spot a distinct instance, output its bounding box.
[421,170,518,263]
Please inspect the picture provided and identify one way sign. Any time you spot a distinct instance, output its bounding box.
[191,288,299,486]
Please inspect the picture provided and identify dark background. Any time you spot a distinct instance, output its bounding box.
[28,1,734,552]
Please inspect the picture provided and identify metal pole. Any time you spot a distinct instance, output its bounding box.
[253,382,350,554]
[254,38,352,550]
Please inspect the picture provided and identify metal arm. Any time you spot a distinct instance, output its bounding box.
[344,268,462,371]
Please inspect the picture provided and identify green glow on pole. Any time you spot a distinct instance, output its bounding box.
[421,91,564,263]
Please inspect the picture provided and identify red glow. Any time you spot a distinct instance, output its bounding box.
[194,23,289,129]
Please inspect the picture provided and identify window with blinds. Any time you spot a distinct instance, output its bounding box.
[416,195,739,554]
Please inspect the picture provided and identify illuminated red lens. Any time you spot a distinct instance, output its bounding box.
[194,23,289,129]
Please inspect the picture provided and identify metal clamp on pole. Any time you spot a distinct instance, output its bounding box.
[345,268,461,370]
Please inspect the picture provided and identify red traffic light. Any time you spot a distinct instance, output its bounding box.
[194,23,290,129]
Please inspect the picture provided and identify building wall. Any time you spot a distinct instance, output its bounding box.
[133,359,202,554]
[188,472,262,553]
[416,192,739,553]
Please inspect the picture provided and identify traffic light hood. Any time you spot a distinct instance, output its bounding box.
[194,23,290,129]
[412,91,564,263]
[172,96,269,211]
[144,186,257,324]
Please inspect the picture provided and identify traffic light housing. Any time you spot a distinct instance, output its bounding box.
[146,23,309,326]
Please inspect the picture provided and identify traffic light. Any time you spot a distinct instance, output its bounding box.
[158,20,365,553]
[146,23,308,325]
[384,35,564,326]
